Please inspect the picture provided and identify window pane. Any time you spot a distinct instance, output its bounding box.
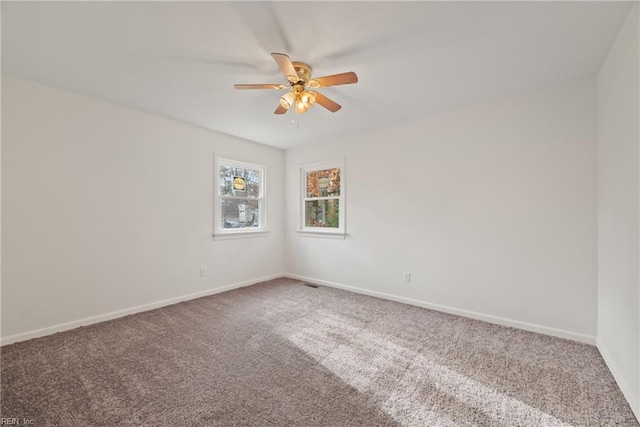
[305,199,339,228]
[220,165,261,198]
[306,171,318,197]
[221,199,260,229]
[325,168,340,197]
[307,168,340,198]
[220,165,234,196]
[245,168,260,197]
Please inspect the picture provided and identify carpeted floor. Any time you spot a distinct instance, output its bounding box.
[1,277,637,426]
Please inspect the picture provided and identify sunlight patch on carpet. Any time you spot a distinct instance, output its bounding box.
[279,310,572,426]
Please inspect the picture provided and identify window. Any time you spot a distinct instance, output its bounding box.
[214,157,267,238]
[299,158,345,237]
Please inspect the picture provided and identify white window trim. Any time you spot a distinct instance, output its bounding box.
[298,157,346,238]
[213,156,268,239]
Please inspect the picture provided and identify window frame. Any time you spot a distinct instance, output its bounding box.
[214,156,268,239]
[298,158,346,238]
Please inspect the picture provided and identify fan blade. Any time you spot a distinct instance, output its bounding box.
[271,52,298,81]
[310,72,358,88]
[314,92,342,112]
[234,84,287,90]
[274,103,288,114]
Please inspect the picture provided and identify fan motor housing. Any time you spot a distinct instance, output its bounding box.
[292,62,312,84]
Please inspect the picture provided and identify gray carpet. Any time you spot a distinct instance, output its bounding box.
[1,277,637,426]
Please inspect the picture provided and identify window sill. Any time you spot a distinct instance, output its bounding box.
[213,229,270,240]
[296,230,346,239]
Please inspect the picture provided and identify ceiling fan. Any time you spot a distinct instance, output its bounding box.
[234,53,358,115]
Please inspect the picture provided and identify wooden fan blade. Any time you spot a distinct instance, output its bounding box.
[271,53,298,81]
[274,103,288,114]
[234,84,287,90]
[310,72,358,88]
[314,92,342,112]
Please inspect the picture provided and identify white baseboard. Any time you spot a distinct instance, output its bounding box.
[0,274,283,346]
[597,341,640,423]
[285,273,597,345]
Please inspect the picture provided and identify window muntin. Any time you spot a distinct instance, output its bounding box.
[215,157,266,236]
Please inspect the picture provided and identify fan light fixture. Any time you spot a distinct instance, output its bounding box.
[279,92,295,109]
[280,89,317,114]
[301,91,317,107]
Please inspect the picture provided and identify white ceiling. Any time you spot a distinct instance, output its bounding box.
[1,1,634,150]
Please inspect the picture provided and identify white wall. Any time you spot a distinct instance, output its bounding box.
[286,80,598,343]
[596,3,640,419]
[1,76,285,343]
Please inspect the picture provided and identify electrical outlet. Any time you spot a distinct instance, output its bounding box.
[403,272,411,283]
[200,267,206,277]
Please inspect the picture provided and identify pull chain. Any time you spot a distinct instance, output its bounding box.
[290,100,299,128]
